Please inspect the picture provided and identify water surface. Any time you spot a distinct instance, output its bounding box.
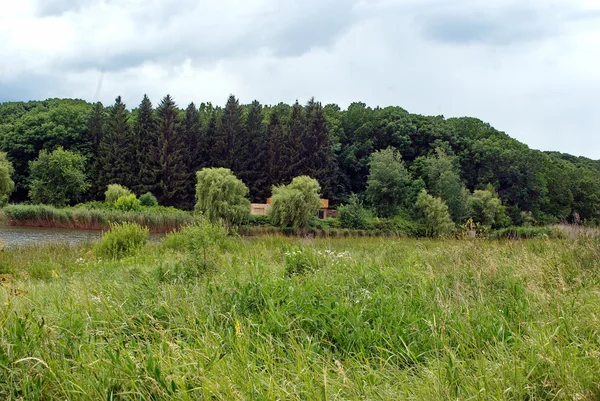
[0,225,162,248]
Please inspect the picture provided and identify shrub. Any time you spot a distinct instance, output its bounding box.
[162,218,228,271]
[468,186,506,228]
[139,192,159,207]
[415,190,455,238]
[337,194,373,230]
[489,226,557,240]
[95,222,149,260]
[247,214,271,227]
[270,176,321,229]
[114,194,141,212]
[195,168,251,227]
[105,184,132,205]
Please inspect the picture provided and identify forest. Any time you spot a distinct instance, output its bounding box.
[0,95,599,226]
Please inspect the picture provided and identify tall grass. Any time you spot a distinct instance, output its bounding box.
[3,204,194,232]
[1,236,600,399]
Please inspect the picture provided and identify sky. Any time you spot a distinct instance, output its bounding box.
[0,0,599,158]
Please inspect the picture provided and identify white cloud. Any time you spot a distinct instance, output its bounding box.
[0,0,599,158]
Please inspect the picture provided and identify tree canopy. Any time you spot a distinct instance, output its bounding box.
[28,147,89,206]
[0,95,599,224]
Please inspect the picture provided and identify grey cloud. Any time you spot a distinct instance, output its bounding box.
[56,0,359,73]
[416,5,559,46]
[35,0,95,17]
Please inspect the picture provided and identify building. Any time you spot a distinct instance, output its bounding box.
[250,198,335,218]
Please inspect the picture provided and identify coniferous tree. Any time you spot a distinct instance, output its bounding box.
[86,101,106,198]
[154,95,188,207]
[97,96,136,192]
[268,107,288,188]
[132,95,158,196]
[213,95,243,169]
[304,98,333,197]
[239,100,269,202]
[287,101,306,179]
[182,102,202,209]
[199,110,219,168]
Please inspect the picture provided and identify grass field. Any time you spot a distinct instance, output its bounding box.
[1,234,599,400]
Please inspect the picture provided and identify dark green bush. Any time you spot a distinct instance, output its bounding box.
[139,192,159,207]
[247,214,271,226]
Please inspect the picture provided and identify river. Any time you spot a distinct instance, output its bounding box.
[0,225,162,248]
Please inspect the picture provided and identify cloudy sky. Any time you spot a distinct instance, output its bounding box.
[1,0,599,158]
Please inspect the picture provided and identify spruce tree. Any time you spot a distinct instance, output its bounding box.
[199,110,219,168]
[267,107,288,188]
[240,100,269,202]
[154,95,188,207]
[182,102,202,209]
[304,98,332,197]
[86,101,105,199]
[97,96,136,193]
[213,95,243,169]
[287,101,306,179]
[132,95,158,196]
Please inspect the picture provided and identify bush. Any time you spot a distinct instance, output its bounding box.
[162,218,228,271]
[139,192,159,207]
[489,226,557,240]
[337,194,373,230]
[114,194,141,212]
[270,176,321,229]
[247,214,271,226]
[105,184,132,205]
[195,168,251,227]
[415,190,455,238]
[95,222,149,260]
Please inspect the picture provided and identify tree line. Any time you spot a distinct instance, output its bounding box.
[0,95,599,225]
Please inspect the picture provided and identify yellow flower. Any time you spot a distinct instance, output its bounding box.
[235,319,242,337]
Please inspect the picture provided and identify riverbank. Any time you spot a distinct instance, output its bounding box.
[2,204,194,233]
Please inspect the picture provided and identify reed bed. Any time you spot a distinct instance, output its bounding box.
[3,204,194,233]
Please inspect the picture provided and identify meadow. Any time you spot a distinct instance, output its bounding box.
[1,233,599,400]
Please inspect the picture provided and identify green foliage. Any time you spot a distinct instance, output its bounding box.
[94,222,149,260]
[28,147,90,207]
[154,95,188,208]
[104,184,132,205]
[247,214,271,226]
[161,218,228,274]
[132,95,158,196]
[415,190,455,237]
[3,204,194,231]
[0,151,15,199]
[469,186,507,228]
[114,194,141,212]
[423,148,471,223]
[139,192,159,207]
[0,98,93,199]
[195,167,251,227]
[97,96,137,192]
[489,226,556,240]
[270,176,321,228]
[337,194,372,229]
[2,95,600,226]
[365,147,412,218]
[4,235,600,398]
